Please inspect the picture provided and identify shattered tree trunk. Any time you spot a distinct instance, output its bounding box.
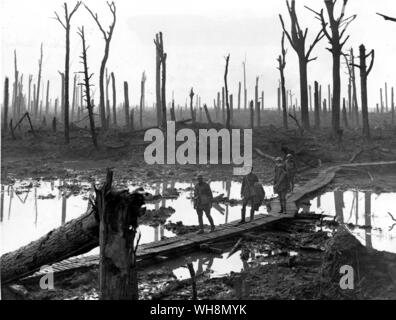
[278,33,288,129]
[224,54,231,129]
[111,72,117,126]
[189,88,195,124]
[3,77,9,131]
[0,208,99,285]
[124,81,130,129]
[314,81,320,128]
[357,44,375,139]
[392,87,395,125]
[96,170,144,300]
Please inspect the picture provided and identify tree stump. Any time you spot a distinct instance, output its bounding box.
[95,169,145,300]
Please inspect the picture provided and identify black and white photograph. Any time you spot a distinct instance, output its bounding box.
[1,0,396,305]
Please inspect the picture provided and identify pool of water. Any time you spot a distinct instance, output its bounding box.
[0,179,276,255]
[301,190,396,254]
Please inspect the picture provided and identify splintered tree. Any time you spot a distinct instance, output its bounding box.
[54,1,81,144]
[189,88,195,123]
[277,33,288,129]
[3,78,9,131]
[78,26,98,149]
[111,72,117,126]
[224,54,231,129]
[139,72,146,128]
[154,32,167,130]
[306,0,356,138]
[35,44,43,120]
[85,1,116,131]
[279,0,324,130]
[352,45,375,139]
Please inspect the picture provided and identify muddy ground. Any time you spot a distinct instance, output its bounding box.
[2,123,396,300]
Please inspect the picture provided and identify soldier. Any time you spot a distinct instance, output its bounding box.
[240,167,259,223]
[273,157,289,214]
[285,154,297,191]
[194,173,215,234]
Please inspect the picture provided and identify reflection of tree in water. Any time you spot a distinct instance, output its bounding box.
[0,185,4,222]
[7,185,14,220]
[334,191,344,224]
[364,192,372,248]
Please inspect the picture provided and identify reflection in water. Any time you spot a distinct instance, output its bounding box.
[1,185,4,222]
[334,191,344,224]
[306,190,396,253]
[365,192,372,249]
[1,179,273,255]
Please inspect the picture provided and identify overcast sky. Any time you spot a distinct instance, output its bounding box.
[1,0,396,110]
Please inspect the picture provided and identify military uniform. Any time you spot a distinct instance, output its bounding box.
[274,163,289,213]
[194,181,215,232]
[240,172,259,222]
[285,155,297,191]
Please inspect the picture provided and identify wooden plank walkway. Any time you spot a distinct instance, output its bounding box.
[22,160,396,280]
[24,201,296,280]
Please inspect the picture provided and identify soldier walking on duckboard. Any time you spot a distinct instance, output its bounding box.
[194,174,215,234]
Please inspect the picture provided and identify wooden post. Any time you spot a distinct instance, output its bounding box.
[3,77,9,131]
[96,169,145,300]
[124,81,130,128]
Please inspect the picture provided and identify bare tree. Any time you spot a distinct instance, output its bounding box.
[224,54,231,129]
[139,72,146,128]
[54,1,81,144]
[377,13,396,22]
[78,26,98,149]
[85,1,116,131]
[306,0,356,138]
[277,33,288,129]
[279,0,324,130]
[111,72,117,126]
[154,32,167,130]
[35,44,43,120]
[352,45,375,139]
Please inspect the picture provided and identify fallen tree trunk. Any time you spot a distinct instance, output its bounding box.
[0,208,99,285]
